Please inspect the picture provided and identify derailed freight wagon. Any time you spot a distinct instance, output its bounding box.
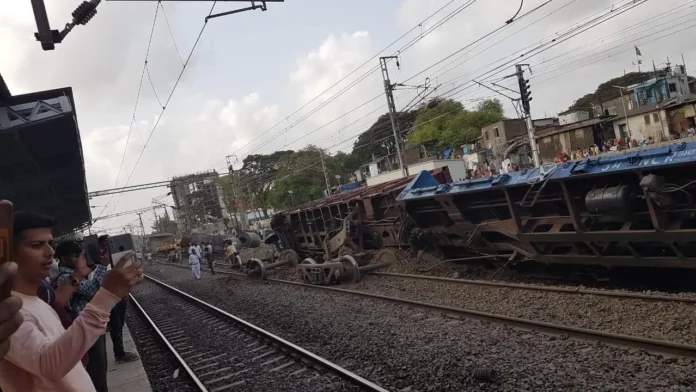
[270,168,452,266]
[398,142,696,280]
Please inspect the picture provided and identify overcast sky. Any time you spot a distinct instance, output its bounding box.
[1,0,694,232]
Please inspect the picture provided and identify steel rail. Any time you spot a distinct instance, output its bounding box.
[142,274,390,392]
[128,293,208,391]
[369,272,696,303]
[212,261,696,304]
[160,262,696,358]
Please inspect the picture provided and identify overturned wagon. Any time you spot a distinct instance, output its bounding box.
[398,142,696,278]
[270,168,452,266]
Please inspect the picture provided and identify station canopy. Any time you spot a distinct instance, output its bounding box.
[0,74,91,235]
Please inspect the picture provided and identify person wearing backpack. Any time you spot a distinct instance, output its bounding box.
[52,240,110,392]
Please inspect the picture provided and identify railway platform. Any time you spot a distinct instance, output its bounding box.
[106,325,152,392]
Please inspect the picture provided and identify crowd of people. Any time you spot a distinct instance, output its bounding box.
[0,211,144,391]
[185,239,239,280]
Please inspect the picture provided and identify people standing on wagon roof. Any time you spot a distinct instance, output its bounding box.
[0,211,144,392]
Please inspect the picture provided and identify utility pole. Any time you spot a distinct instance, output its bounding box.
[379,56,408,178]
[137,212,146,252]
[515,64,540,168]
[226,154,249,231]
[319,149,331,196]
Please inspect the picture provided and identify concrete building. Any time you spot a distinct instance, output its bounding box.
[532,118,559,127]
[627,65,690,109]
[559,110,591,125]
[611,95,696,142]
[536,117,615,163]
[365,158,468,186]
[170,170,229,232]
[481,119,528,170]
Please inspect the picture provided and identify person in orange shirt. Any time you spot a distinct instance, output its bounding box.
[0,211,144,392]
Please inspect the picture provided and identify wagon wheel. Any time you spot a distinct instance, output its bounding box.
[372,249,398,266]
[338,246,354,258]
[278,249,299,267]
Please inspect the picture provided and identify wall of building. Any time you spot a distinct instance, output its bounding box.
[536,127,594,163]
[612,110,668,142]
[365,159,467,186]
[481,119,526,170]
[559,111,590,125]
[666,103,696,133]
[595,96,631,118]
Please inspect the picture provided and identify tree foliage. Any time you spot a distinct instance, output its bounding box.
[407,98,504,147]
[152,209,178,234]
[238,150,294,216]
[351,111,418,164]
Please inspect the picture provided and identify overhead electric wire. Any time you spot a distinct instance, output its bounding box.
[159,1,185,66]
[224,0,482,167]
[108,3,219,219]
[94,4,160,223]
[212,0,460,170]
[432,0,647,104]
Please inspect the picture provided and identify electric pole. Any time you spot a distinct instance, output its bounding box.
[137,212,147,252]
[226,154,244,231]
[515,64,541,168]
[319,149,331,196]
[379,56,408,178]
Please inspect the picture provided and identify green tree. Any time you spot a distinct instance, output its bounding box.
[407,99,464,146]
[407,98,503,148]
[152,209,178,234]
[351,111,418,164]
[238,150,294,217]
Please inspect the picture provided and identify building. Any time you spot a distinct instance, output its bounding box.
[611,94,696,142]
[536,117,615,163]
[559,110,591,125]
[481,119,529,170]
[627,65,690,108]
[532,117,559,127]
[0,73,90,234]
[170,170,229,232]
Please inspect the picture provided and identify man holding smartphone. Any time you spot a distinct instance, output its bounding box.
[53,239,111,391]
[99,235,139,365]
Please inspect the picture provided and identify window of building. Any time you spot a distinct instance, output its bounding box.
[484,131,488,140]
[494,128,500,138]
[644,114,651,124]
[652,113,659,123]
[669,83,677,93]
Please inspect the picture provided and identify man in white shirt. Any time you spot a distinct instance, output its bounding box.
[188,242,201,279]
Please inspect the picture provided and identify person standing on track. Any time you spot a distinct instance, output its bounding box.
[226,240,239,268]
[205,242,215,275]
[188,242,201,279]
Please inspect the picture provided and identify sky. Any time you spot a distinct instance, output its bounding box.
[1,0,695,233]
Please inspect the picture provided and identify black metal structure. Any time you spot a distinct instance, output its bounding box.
[0,77,90,235]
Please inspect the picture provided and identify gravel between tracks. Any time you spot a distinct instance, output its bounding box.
[126,304,198,392]
[146,264,696,392]
[348,274,696,345]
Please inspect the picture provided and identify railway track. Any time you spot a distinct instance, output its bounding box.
[162,262,696,358]
[130,275,389,392]
[212,260,695,304]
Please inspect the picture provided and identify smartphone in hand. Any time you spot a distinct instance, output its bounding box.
[0,200,13,300]
[83,235,100,268]
[108,234,135,268]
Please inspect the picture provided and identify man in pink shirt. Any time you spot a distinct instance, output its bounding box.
[0,211,144,392]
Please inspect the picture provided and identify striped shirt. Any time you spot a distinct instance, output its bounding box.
[53,265,108,319]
